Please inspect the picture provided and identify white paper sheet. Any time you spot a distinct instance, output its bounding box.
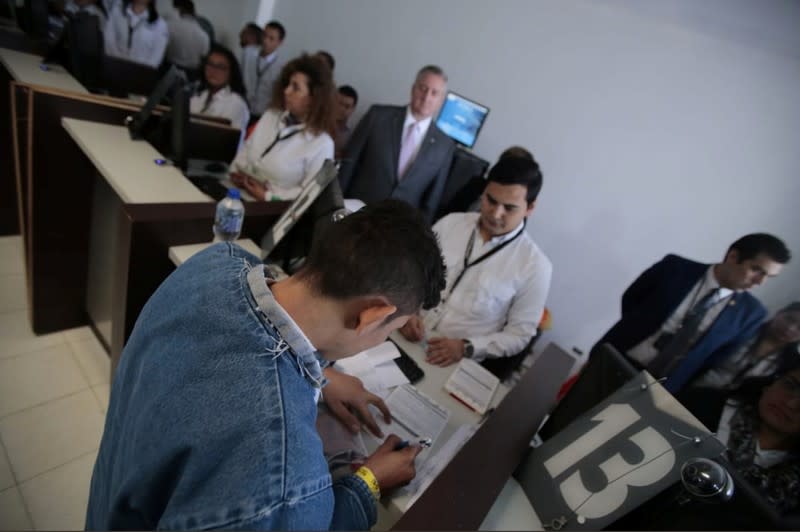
[368,384,449,446]
[399,424,476,510]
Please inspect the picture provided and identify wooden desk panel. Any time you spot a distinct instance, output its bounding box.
[392,343,575,530]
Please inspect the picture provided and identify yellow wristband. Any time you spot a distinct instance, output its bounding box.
[354,466,381,501]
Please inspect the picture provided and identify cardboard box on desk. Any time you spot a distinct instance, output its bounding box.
[516,371,725,530]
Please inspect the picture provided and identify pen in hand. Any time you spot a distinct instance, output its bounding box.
[394,437,432,451]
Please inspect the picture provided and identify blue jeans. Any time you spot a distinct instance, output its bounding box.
[86,243,376,530]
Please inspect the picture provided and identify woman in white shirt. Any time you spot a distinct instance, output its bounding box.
[230,53,336,201]
[190,45,250,133]
[104,0,168,68]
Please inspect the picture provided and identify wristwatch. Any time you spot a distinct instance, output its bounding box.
[462,339,474,358]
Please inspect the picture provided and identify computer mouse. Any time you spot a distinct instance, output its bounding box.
[205,161,228,173]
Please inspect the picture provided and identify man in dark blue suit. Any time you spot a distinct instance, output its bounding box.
[338,65,456,222]
[598,233,791,393]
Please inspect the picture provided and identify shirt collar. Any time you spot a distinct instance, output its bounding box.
[403,107,433,136]
[259,50,278,65]
[706,265,734,298]
[246,266,329,389]
[125,5,148,23]
[476,217,526,247]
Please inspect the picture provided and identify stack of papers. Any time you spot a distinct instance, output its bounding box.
[335,341,410,393]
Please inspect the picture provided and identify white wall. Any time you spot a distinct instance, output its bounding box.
[271,0,800,355]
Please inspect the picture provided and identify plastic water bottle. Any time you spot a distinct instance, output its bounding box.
[213,188,245,242]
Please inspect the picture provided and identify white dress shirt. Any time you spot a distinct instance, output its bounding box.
[166,14,210,69]
[241,46,284,116]
[190,86,250,132]
[422,212,553,361]
[104,4,169,68]
[230,109,334,201]
[628,266,734,365]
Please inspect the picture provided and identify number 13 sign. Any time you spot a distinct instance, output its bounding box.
[517,372,725,530]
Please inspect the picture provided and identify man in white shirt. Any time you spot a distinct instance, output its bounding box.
[241,20,286,119]
[399,153,552,369]
[166,0,210,71]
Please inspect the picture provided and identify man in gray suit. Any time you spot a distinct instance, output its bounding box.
[338,65,456,221]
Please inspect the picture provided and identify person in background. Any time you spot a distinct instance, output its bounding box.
[242,20,286,120]
[338,65,455,222]
[597,233,791,393]
[334,84,357,158]
[316,50,335,72]
[104,0,168,68]
[194,11,214,44]
[230,53,335,201]
[239,22,262,47]
[64,0,107,28]
[165,0,209,74]
[678,365,800,515]
[694,302,800,390]
[190,44,249,133]
[85,200,448,530]
[238,21,262,62]
[399,154,552,370]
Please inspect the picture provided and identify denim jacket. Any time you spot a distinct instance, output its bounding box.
[86,243,377,530]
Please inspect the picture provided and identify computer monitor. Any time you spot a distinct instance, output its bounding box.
[435,91,490,149]
[126,66,191,171]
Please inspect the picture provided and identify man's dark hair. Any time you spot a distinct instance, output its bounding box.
[728,233,791,264]
[298,200,446,315]
[316,50,335,71]
[265,20,286,41]
[338,84,358,106]
[242,22,262,41]
[173,0,195,16]
[498,146,533,161]
[487,154,543,204]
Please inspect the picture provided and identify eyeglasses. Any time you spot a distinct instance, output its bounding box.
[777,375,800,396]
[206,61,230,71]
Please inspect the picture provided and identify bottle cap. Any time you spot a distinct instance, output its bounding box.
[227,188,241,200]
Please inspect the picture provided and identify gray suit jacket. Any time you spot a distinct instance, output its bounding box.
[338,104,455,221]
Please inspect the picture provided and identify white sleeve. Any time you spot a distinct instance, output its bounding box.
[144,19,169,68]
[103,9,124,58]
[268,134,334,201]
[470,255,553,360]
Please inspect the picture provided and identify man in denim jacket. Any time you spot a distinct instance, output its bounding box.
[86,200,447,530]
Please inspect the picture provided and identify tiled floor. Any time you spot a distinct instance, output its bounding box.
[0,235,109,531]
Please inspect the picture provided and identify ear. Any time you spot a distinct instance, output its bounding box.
[724,248,739,264]
[524,200,536,218]
[354,302,398,336]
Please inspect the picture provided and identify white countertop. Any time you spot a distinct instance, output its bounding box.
[169,239,262,266]
[61,117,211,204]
[0,47,88,93]
[375,333,510,524]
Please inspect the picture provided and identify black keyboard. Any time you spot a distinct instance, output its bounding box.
[390,339,425,383]
[188,175,230,201]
